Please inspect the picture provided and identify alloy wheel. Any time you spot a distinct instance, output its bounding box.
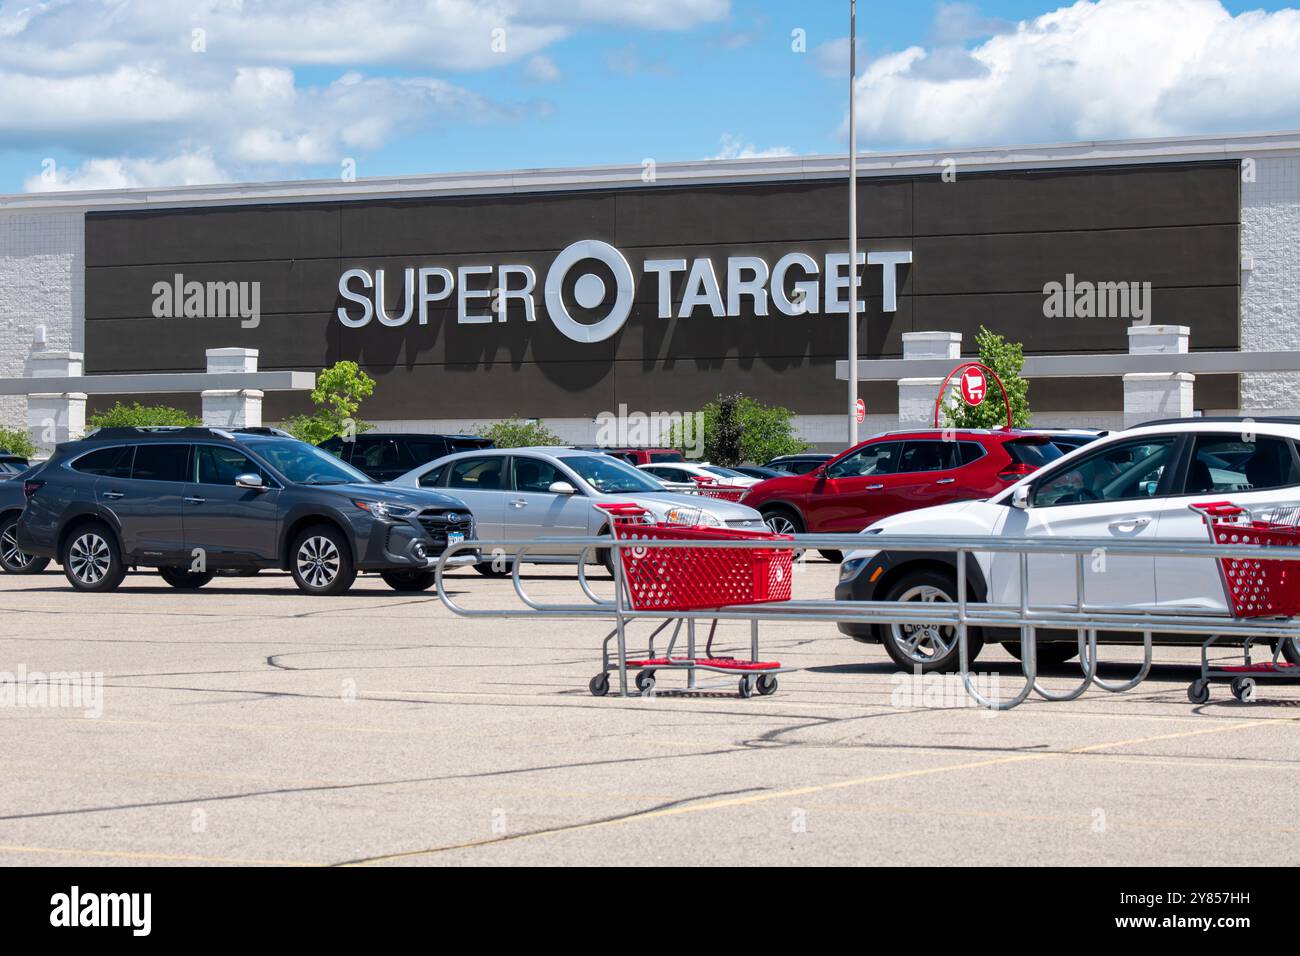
[888,585,957,664]
[68,533,111,585]
[764,513,798,535]
[296,536,340,589]
[1,522,35,571]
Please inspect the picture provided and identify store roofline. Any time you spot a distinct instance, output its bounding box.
[1,129,1296,215]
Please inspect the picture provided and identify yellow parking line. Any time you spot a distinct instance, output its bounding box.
[343,714,1294,865]
[0,844,318,866]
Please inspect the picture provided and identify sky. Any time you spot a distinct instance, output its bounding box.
[1,0,1298,194]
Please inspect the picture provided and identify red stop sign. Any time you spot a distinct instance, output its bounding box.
[959,366,987,406]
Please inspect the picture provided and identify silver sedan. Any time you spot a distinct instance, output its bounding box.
[388,447,766,575]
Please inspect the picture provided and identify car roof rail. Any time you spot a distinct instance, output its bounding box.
[1137,415,1300,427]
[232,426,293,438]
[82,426,240,441]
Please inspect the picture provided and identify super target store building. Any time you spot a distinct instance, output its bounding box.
[2,130,1299,450]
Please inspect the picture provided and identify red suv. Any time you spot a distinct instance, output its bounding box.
[743,430,1062,557]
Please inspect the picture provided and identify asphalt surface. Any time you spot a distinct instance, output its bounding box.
[1,559,1298,866]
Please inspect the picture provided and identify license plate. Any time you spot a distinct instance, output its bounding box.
[447,532,464,546]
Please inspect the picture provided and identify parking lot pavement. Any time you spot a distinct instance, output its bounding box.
[1,558,1299,867]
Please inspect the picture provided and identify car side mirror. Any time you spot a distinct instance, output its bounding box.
[235,473,265,491]
[1011,484,1031,509]
[548,481,576,495]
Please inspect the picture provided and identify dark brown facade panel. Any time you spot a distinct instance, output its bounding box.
[85,204,342,268]
[913,224,1240,296]
[912,286,1239,354]
[912,162,1240,237]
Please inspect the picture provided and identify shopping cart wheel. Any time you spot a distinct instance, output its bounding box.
[589,673,610,697]
[1231,677,1257,704]
[1187,679,1210,704]
[756,674,778,696]
[738,676,754,698]
[635,670,655,692]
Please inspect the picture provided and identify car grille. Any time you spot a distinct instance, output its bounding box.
[417,508,474,542]
[726,518,763,530]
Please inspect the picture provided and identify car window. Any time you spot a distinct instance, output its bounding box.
[448,456,505,490]
[897,441,960,473]
[786,459,822,475]
[1181,435,1300,495]
[245,438,373,484]
[72,445,134,478]
[561,455,663,493]
[827,443,899,479]
[195,445,264,486]
[402,440,447,468]
[131,444,190,483]
[511,457,565,493]
[649,452,683,463]
[418,463,448,488]
[1033,437,1178,507]
[959,442,985,465]
[702,465,747,480]
[1006,439,1063,468]
[355,438,402,470]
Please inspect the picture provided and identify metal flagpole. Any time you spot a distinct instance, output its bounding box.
[847,0,859,446]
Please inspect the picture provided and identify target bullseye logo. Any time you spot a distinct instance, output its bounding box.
[544,239,635,344]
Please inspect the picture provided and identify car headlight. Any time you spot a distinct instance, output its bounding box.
[351,498,417,519]
[839,556,869,582]
[663,507,722,527]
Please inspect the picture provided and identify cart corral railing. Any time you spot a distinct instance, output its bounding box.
[434,531,1300,707]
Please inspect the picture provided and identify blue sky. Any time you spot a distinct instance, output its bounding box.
[1,0,1298,193]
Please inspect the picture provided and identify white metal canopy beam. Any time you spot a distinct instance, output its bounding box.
[0,370,315,396]
[835,351,1300,381]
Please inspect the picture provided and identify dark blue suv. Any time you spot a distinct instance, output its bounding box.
[16,427,476,595]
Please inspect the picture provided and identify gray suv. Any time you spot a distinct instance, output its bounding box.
[15,426,476,595]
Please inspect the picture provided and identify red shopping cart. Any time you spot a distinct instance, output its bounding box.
[685,476,750,503]
[1186,501,1300,703]
[588,503,795,698]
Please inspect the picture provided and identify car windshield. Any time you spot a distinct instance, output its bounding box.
[702,465,747,480]
[247,439,373,485]
[562,455,665,493]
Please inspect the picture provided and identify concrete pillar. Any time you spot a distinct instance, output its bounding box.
[202,348,263,428]
[26,351,86,455]
[1123,325,1193,428]
[898,331,961,427]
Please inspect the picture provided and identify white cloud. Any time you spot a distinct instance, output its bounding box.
[523,54,562,84]
[26,153,230,192]
[852,0,1300,147]
[713,134,794,160]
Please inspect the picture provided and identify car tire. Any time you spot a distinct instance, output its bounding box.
[875,568,982,673]
[0,515,50,574]
[1000,636,1079,668]
[474,560,512,578]
[158,566,216,590]
[761,507,803,536]
[818,549,842,563]
[61,521,127,593]
[380,569,438,592]
[290,524,356,596]
[1279,637,1300,667]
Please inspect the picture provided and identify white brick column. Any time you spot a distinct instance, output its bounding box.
[26,351,86,455]
[898,331,961,427]
[202,348,263,428]
[1123,325,1194,427]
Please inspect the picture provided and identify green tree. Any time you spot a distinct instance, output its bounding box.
[475,416,563,448]
[87,401,200,430]
[670,394,808,465]
[0,425,37,459]
[283,361,376,444]
[941,326,1032,429]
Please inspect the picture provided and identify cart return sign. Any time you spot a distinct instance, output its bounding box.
[335,240,913,344]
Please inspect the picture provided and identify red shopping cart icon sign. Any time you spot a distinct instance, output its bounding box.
[960,366,987,406]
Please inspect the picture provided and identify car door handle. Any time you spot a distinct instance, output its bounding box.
[1108,516,1151,532]
[935,478,956,485]
[866,483,884,490]
[509,499,528,508]
[102,491,124,500]
[184,496,206,504]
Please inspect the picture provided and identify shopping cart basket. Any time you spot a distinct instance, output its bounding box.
[685,476,749,503]
[589,503,795,698]
[1186,500,1300,703]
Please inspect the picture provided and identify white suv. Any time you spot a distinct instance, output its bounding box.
[837,418,1300,671]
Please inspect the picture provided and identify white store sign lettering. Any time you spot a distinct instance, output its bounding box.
[336,239,912,343]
